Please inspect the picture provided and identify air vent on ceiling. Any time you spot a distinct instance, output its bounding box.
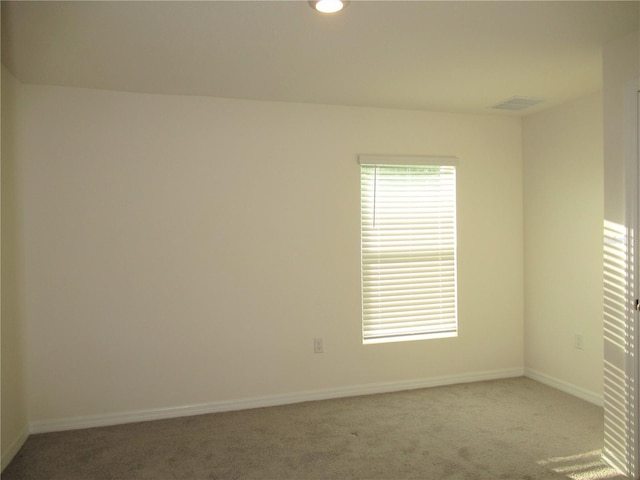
[490,96,544,111]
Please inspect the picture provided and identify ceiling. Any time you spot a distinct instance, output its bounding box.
[2,1,638,116]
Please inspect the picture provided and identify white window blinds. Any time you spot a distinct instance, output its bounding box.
[359,155,458,344]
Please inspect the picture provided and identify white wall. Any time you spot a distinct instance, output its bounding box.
[1,67,29,468]
[15,83,524,427]
[522,93,604,402]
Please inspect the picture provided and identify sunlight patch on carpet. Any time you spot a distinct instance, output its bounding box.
[538,450,624,479]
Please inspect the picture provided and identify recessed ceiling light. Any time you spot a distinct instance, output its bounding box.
[309,0,347,14]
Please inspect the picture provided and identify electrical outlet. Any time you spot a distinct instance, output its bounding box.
[314,338,324,354]
[574,333,584,350]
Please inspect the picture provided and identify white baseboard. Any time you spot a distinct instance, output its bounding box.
[1,425,29,472]
[29,367,524,434]
[524,368,603,406]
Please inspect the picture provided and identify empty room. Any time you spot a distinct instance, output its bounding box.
[2,1,639,479]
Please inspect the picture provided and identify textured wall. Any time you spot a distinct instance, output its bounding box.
[1,67,29,468]
[15,84,524,425]
[522,92,604,400]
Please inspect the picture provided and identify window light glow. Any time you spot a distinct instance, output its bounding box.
[359,159,458,344]
[602,219,637,476]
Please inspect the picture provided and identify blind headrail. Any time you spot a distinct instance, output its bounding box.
[358,154,458,167]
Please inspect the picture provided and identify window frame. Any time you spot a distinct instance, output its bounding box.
[359,155,459,345]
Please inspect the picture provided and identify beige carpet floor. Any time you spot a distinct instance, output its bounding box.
[1,377,626,480]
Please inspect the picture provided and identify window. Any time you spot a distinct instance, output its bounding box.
[359,155,458,344]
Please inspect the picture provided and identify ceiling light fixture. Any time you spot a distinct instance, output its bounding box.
[309,0,347,14]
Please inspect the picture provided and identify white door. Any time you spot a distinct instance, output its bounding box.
[602,85,640,479]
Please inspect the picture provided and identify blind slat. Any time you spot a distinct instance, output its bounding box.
[361,163,458,342]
